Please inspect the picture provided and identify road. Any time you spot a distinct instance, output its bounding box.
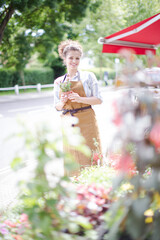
[0,94,54,118]
[0,94,55,167]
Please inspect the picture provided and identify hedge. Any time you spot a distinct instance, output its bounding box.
[81,67,116,80]
[0,69,19,88]
[0,67,116,88]
[0,68,54,88]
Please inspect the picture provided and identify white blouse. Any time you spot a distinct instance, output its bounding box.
[54,71,103,106]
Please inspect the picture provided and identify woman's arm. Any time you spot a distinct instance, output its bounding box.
[68,71,103,105]
[55,93,68,111]
[54,76,68,111]
[55,100,65,111]
[68,93,102,105]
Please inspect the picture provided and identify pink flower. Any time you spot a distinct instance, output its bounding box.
[92,153,99,165]
[112,101,122,126]
[108,153,121,168]
[12,235,24,240]
[4,220,17,228]
[93,153,99,161]
[0,224,9,235]
[92,152,103,165]
[20,213,28,223]
[109,153,136,174]
[95,198,105,205]
[149,122,160,151]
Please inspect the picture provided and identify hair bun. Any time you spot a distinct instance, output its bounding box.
[58,39,83,60]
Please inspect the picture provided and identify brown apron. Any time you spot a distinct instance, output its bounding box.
[60,73,102,176]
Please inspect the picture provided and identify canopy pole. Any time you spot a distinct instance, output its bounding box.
[115,58,120,80]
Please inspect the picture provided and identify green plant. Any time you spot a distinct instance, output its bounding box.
[0,212,32,240]
[80,67,116,81]
[60,81,71,92]
[91,138,103,166]
[9,115,99,239]
[72,165,115,190]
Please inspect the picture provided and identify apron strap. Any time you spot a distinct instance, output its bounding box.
[62,74,67,83]
[63,71,80,83]
[78,71,80,81]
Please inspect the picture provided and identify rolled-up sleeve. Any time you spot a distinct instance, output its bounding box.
[88,72,103,101]
[54,80,60,106]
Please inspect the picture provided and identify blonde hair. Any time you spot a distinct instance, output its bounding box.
[58,39,83,61]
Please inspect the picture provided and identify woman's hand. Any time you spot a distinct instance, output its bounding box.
[67,92,102,105]
[61,93,68,103]
[68,92,81,103]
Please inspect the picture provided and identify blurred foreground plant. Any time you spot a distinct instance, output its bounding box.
[103,51,160,240]
[8,115,98,240]
[0,212,31,240]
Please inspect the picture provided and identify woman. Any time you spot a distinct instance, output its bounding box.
[54,39,102,175]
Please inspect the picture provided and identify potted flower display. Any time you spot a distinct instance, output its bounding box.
[101,51,160,240]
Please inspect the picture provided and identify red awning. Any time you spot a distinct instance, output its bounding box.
[99,13,160,55]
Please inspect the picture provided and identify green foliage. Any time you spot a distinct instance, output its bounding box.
[81,67,115,80]
[44,53,66,79]
[0,0,43,12]
[72,165,115,189]
[60,81,71,92]
[0,67,54,87]
[120,0,160,27]
[72,0,160,68]
[0,0,99,73]
[1,31,33,70]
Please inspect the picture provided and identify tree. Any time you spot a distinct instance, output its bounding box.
[0,0,94,43]
[0,0,98,84]
[0,0,41,43]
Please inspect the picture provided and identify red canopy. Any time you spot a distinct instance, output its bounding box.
[99,13,160,55]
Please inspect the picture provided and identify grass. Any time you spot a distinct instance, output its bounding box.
[0,87,54,96]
